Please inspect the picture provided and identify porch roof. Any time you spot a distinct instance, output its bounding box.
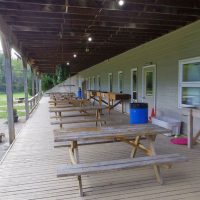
[0,0,200,74]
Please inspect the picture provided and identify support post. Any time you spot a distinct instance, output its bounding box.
[38,75,42,98]
[31,69,35,96]
[22,58,29,120]
[1,33,15,144]
[188,109,193,149]
[35,74,39,94]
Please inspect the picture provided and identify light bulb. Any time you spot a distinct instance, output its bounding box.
[88,37,92,42]
[118,0,125,6]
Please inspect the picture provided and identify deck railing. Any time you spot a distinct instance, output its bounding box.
[28,92,42,114]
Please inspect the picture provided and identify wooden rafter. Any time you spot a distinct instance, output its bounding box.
[0,0,199,73]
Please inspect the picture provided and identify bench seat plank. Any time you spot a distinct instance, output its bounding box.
[57,154,187,177]
[51,119,105,125]
[54,127,100,134]
[50,113,96,119]
[54,139,118,148]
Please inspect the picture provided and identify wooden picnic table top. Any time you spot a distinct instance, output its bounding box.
[55,124,169,142]
[49,99,89,103]
[49,105,107,112]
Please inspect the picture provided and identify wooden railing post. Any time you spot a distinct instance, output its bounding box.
[31,68,35,96]
[22,57,29,120]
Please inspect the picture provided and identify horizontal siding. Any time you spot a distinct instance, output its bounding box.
[69,20,200,134]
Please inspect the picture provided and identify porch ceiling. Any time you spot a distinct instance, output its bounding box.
[0,0,200,74]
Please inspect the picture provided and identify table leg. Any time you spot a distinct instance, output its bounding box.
[59,112,62,129]
[130,136,141,158]
[96,109,102,127]
[69,141,83,197]
[108,98,111,115]
[99,96,102,114]
[147,135,163,185]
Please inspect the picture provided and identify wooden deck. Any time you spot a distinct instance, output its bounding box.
[0,97,200,200]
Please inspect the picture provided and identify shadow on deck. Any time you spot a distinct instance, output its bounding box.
[0,97,199,200]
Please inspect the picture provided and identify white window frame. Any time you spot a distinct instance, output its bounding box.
[97,75,101,91]
[92,76,96,90]
[142,64,157,109]
[178,56,200,108]
[118,71,123,93]
[88,77,91,90]
[108,73,113,92]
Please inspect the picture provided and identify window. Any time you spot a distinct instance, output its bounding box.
[97,75,101,91]
[86,78,89,90]
[145,71,153,96]
[179,57,200,107]
[93,76,96,90]
[88,77,91,90]
[108,73,113,92]
[131,68,138,102]
[118,71,123,93]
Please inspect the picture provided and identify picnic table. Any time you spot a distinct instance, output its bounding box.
[50,105,107,128]
[56,123,187,196]
[87,90,131,114]
[49,99,90,108]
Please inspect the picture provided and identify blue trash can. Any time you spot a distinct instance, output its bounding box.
[130,103,148,124]
[77,88,82,98]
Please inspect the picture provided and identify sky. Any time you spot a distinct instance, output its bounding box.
[0,38,20,59]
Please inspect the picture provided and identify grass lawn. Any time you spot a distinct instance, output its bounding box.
[0,92,30,119]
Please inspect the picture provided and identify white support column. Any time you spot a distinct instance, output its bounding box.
[1,33,15,144]
[22,58,29,120]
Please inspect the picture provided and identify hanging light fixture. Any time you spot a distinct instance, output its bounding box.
[73,53,77,58]
[66,62,70,66]
[88,37,92,42]
[118,0,125,6]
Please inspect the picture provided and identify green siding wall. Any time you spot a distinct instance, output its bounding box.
[71,20,200,134]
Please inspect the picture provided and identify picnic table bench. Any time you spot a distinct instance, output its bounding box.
[50,105,107,128]
[55,124,187,196]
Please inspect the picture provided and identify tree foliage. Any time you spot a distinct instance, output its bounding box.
[41,74,55,91]
[41,63,70,91]
[0,53,32,94]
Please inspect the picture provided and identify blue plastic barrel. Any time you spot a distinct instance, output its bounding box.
[77,88,82,98]
[129,103,148,124]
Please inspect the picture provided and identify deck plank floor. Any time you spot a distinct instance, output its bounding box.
[0,97,200,200]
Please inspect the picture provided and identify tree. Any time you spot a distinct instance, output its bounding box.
[55,63,70,84]
[41,63,70,91]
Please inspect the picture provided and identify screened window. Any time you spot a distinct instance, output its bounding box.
[131,69,138,101]
[93,76,96,90]
[89,77,91,90]
[97,75,101,91]
[145,71,153,96]
[179,57,200,107]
